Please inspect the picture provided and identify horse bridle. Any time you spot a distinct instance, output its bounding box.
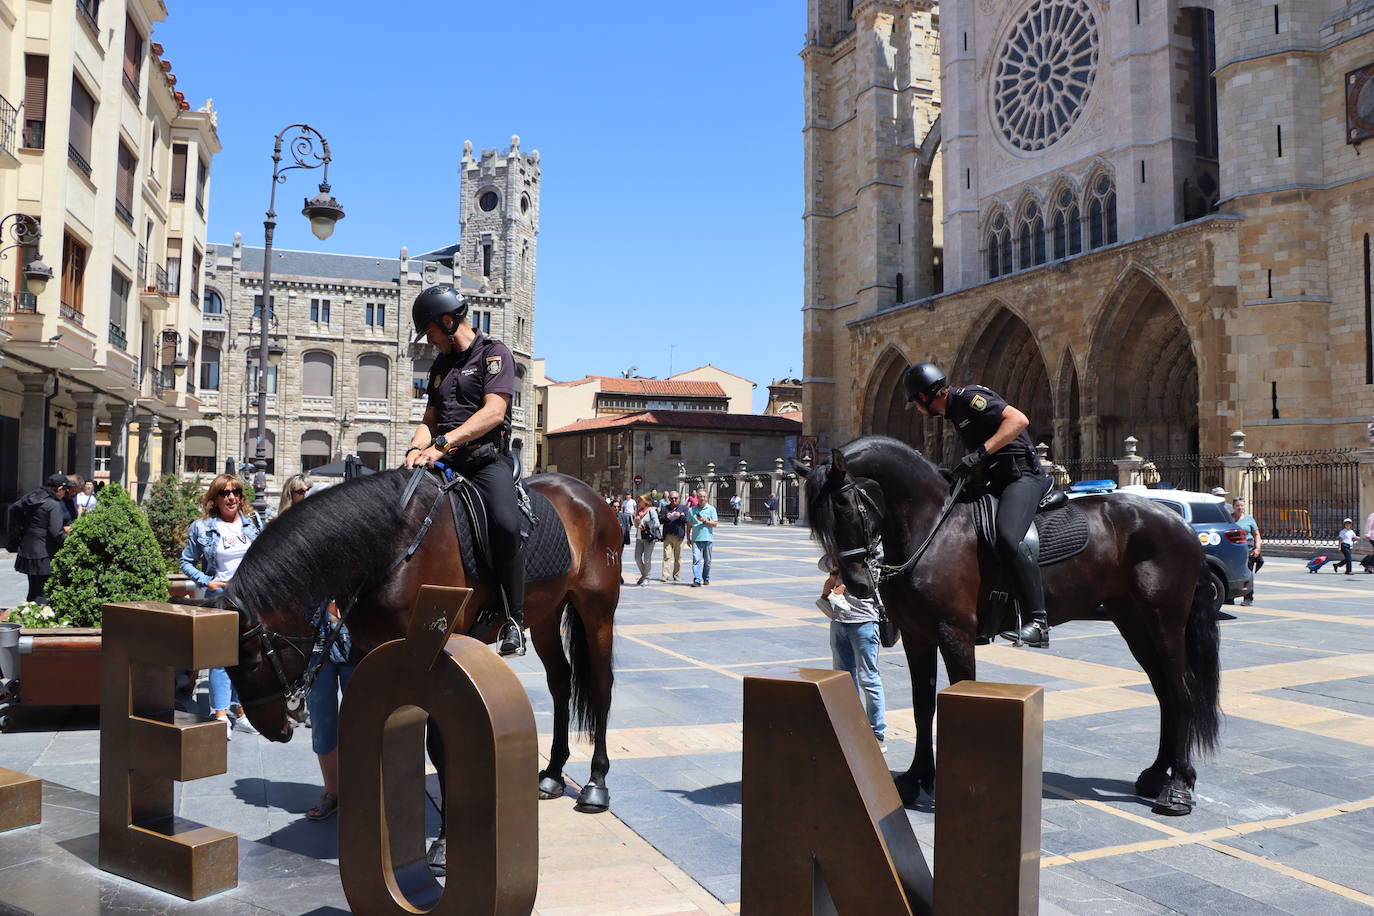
[234,466,462,716]
[830,470,968,587]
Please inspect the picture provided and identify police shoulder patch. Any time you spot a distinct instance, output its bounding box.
[970,394,988,411]
[486,356,503,376]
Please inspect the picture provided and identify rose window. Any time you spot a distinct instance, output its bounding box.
[992,0,1100,151]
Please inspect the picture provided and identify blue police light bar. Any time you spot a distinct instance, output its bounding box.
[1068,480,1117,493]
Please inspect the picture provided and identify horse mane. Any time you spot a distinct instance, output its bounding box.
[805,436,944,562]
[226,469,420,621]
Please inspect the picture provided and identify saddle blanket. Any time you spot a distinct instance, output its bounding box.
[972,495,1090,566]
[450,483,572,583]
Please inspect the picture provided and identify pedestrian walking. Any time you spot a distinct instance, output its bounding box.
[304,597,357,821]
[688,487,718,586]
[633,495,662,585]
[765,494,780,526]
[729,492,742,525]
[660,491,688,582]
[1335,518,1357,574]
[180,474,263,738]
[74,480,99,517]
[1230,496,1262,604]
[10,474,72,603]
[817,555,886,749]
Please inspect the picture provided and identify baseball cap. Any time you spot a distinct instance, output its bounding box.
[45,473,71,488]
[1210,487,1229,497]
[1344,517,1354,524]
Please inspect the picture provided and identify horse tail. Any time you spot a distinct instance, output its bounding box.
[564,602,600,739]
[1184,561,1222,756]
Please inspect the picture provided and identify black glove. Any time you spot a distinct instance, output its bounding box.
[959,447,987,472]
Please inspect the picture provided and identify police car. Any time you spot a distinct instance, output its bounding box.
[1068,481,1252,614]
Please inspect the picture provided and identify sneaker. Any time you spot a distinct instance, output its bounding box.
[230,714,257,735]
[877,738,888,754]
[636,576,646,586]
[703,580,710,585]
[1241,596,1253,606]
[219,716,232,741]
[691,581,702,587]
[659,577,668,583]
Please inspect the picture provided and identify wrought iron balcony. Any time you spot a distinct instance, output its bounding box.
[170,190,186,203]
[21,121,44,151]
[0,93,17,161]
[15,291,37,313]
[67,143,92,178]
[152,263,171,294]
[60,302,84,326]
[76,0,99,38]
[108,322,128,350]
[114,198,133,227]
[122,71,140,105]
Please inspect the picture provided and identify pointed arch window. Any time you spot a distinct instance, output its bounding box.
[1088,174,1117,250]
[1018,201,1046,269]
[987,212,1012,279]
[1052,187,1082,260]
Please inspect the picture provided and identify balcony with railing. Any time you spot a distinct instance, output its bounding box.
[122,71,140,105]
[114,198,133,227]
[108,322,127,350]
[137,244,147,286]
[195,197,205,218]
[170,190,185,203]
[15,291,37,313]
[22,120,44,151]
[59,302,84,327]
[139,262,172,310]
[0,93,18,165]
[67,144,92,178]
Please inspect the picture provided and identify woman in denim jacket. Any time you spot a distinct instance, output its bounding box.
[180,473,262,738]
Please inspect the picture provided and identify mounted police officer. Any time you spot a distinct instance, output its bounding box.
[405,284,526,657]
[904,362,1050,648]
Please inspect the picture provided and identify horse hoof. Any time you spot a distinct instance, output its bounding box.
[426,837,447,876]
[1135,768,1168,799]
[1152,784,1193,816]
[894,775,928,807]
[574,784,610,813]
[538,774,567,800]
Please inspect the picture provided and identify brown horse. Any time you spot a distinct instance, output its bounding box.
[186,468,621,859]
[802,437,1221,816]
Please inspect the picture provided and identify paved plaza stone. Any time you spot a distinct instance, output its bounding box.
[3,525,1374,912]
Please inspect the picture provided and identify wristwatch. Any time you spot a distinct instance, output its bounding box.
[432,434,449,451]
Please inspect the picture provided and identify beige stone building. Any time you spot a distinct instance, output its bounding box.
[0,0,218,505]
[804,0,1374,468]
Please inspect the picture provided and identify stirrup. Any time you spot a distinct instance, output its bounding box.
[498,622,526,657]
[1000,619,1049,648]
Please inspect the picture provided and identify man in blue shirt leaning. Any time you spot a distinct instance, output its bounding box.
[687,487,719,587]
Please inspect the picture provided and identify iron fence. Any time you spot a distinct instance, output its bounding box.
[0,93,16,160]
[1250,450,1360,544]
[1059,456,1118,486]
[1143,453,1225,494]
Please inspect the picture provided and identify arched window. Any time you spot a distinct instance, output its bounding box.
[358,354,389,400]
[1088,173,1118,250]
[357,431,387,472]
[986,211,1012,278]
[202,287,223,315]
[302,350,335,397]
[301,430,332,472]
[1018,200,1046,269]
[1051,187,1082,260]
[184,426,217,473]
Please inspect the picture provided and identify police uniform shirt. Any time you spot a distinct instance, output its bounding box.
[946,385,1036,478]
[426,332,517,438]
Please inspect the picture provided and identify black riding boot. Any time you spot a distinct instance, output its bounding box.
[1001,542,1049,648]
[497,550,527,657]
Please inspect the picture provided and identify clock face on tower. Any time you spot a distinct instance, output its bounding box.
[992,0,1100,152]
[479,191,499,212]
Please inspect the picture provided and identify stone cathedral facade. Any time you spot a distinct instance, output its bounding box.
[804,0,1374,463]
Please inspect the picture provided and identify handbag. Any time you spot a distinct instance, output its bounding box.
[878,608,900,648]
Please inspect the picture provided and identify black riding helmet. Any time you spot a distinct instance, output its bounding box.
[903,362,947,405]
[412,284,469,339]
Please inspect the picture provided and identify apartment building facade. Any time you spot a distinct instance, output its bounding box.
[0,0,219,504]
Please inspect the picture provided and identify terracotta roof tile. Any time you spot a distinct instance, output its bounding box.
[548,411,802,436]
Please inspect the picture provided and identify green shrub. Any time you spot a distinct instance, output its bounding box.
[47,483,169,627]
[145,474,202,567]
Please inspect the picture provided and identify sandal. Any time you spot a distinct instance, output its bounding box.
[307,792,338,821]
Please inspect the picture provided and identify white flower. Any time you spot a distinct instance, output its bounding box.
[40,608,54,619]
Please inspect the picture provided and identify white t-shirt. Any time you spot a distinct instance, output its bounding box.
[75,492,98,512]
[213,516,252,582]
[1339,527,1356,547]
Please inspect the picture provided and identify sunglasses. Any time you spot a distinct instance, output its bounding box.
[218,489,244,498]
[291,489,308,496]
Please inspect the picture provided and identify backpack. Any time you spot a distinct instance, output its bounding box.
[4,499,35,553]
[641,508,663,541]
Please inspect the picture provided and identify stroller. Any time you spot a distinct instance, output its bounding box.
[1307,555,1329,573]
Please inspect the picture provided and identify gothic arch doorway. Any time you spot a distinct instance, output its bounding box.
[1090,271,1199,458]
[862,348,928,453]
[956,305,1055,453]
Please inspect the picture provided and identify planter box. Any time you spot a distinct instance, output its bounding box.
[17,628,103,708]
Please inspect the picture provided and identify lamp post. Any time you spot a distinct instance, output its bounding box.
[252,124,345,515]
[0,213,55,302]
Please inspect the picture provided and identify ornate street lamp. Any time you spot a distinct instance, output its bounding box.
[0,213,54,299]
[251,124,345,514]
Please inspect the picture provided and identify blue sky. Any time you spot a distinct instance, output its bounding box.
[158,1,805,412]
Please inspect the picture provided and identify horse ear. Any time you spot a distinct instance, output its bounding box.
[830,448,848,475]
[792,458,811,479]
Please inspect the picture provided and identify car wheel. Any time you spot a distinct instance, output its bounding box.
[1204,569,1226,616]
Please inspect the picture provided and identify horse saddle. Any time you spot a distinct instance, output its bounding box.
[969,476,1089,568]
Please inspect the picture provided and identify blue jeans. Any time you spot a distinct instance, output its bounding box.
[307,653,355,755]
[203,586,239,714]
[692,540,713,583]
[830,621,886,740]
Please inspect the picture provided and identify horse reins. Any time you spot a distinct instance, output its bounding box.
[834,472,968,587]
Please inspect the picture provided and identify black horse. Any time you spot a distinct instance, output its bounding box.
[802,437,1221,815]
[182,468,622,867]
